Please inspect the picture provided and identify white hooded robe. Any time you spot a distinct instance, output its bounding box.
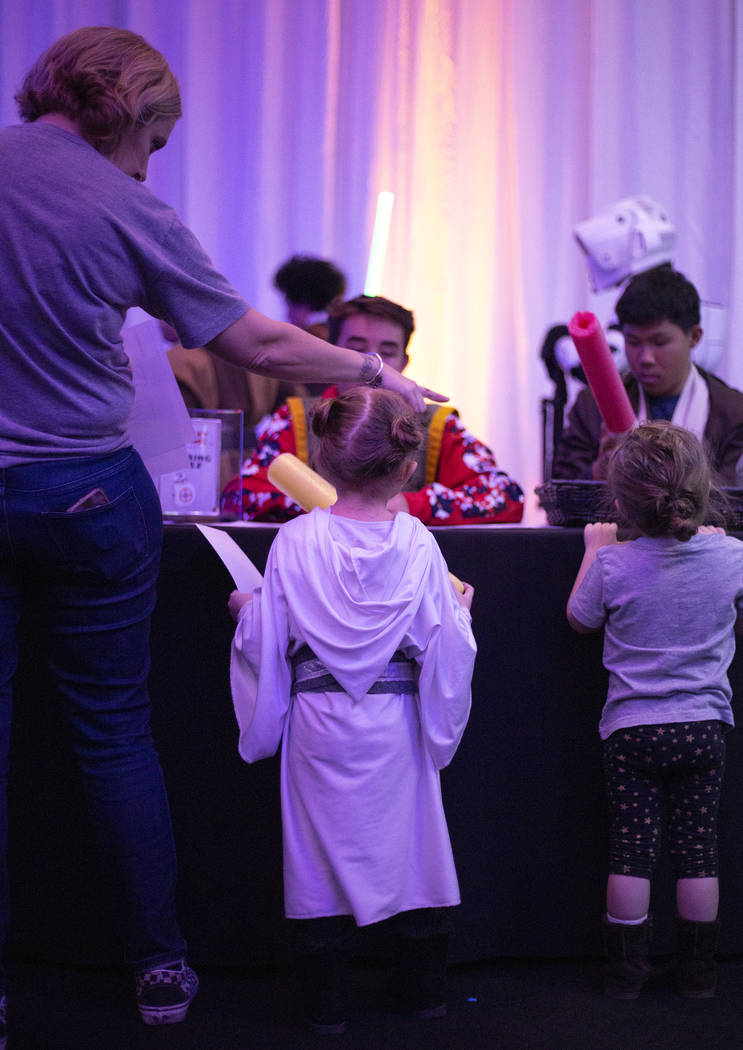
[230,507,476,926]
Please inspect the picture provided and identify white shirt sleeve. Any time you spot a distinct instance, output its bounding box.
[406,559,477,770]
[230,559,293,762]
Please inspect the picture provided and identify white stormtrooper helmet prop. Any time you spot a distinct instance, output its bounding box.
[573,195,676,293]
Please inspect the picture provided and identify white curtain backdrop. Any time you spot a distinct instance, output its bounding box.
[1,0,740,521]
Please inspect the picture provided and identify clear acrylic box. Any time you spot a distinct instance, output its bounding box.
[158,409,243,521]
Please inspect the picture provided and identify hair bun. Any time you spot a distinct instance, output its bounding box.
[669,514,696,541]
[310,398,334,438]
[390,413,422,454]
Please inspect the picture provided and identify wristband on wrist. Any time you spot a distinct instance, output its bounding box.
[362,351,384,388]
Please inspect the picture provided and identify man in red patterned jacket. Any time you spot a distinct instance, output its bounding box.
[221,295,524,525]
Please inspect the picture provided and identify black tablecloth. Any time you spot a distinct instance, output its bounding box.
[9,524,743,966]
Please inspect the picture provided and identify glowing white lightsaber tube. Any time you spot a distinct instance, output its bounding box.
[364,191,394,296]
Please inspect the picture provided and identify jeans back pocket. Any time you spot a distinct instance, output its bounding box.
[42,486,151,580]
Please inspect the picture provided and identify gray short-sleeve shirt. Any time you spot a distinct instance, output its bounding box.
[0,122,249,465]
[571,533,743,739]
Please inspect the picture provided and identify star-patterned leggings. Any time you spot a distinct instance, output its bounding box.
[603,721,727,880]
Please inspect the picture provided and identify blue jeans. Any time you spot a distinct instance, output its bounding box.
[0,447,186,980]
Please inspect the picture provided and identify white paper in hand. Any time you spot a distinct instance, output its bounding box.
[196,524,264,591]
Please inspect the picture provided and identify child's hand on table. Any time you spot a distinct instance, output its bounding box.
[584,522,618,552]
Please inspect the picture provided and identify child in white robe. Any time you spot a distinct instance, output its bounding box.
[229,387,476,1033]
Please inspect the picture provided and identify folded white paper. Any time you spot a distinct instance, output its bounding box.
[125,319,194,476]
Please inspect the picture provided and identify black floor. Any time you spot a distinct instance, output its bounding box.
[6,955,743,1050]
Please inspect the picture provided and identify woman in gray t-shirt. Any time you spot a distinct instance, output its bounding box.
[0,25,444,1040]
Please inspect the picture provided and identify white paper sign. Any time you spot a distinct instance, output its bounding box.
[159,417,222,515]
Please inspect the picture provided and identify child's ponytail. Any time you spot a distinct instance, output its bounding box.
[608,422,713,540]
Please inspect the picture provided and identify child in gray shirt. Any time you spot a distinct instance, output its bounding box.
[568,420,743,1001]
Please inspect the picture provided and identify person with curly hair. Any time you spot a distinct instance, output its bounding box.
[568,422,743,1000]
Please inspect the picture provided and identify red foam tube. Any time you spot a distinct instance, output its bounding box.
[568,311,636,434]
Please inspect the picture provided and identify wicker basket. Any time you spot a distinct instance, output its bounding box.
[536,480,743,530]
[535,480,614,527]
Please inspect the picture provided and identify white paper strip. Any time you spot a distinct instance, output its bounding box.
[196,524,264,591]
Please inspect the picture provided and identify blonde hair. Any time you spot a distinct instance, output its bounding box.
[16,26,181,155]
[608,421,712,541]
[311,388,422,497]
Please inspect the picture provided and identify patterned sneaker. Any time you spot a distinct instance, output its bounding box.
[0,993,6,1050]
[135,960,199,1025]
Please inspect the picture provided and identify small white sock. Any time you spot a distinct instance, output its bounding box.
[606,912,648,926]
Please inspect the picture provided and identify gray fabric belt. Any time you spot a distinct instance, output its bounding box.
[291,643,417,696]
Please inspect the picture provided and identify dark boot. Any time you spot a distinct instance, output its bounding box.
[676,917,720,999]
[294,949,346,1034]
[601,916,652,999]
[291,917,352,1034]
[396,933,449,1018]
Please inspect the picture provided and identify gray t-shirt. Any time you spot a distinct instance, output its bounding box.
[0,122,249,465]
[571,533,743,739]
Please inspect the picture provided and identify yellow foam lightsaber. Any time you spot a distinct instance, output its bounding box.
[448,572,465,593]
[267,453,337,512]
